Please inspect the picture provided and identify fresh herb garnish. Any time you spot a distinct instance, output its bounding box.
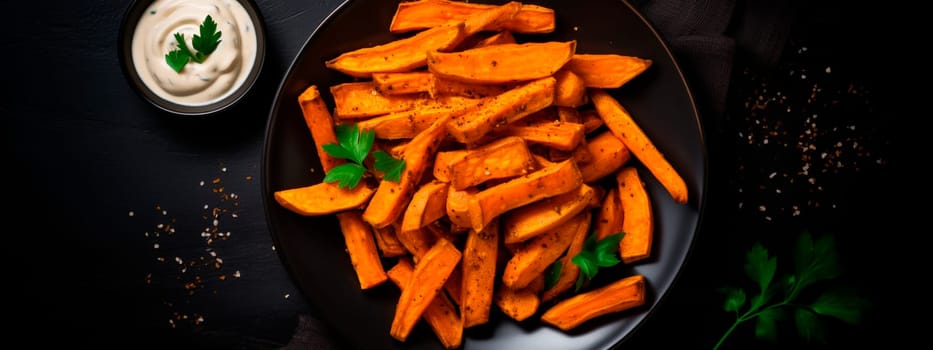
[322,123,405,189]
[164,15,223,72]
[714,230,868,349]
[570,232,624,291]
[544,261,562,290]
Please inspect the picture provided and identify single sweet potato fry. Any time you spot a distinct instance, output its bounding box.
[297,85,342,172]
[495,274,544,321]
[363,110,452,228]
[447,136,537,190]
[616,167,653,263]
[325,22,467,78]
[502,184,595,244]
[390,238,462,342]
[390,0,556,34]
[373,71,435,95]
[461,219,500,328]
[387,258,463,349]
[446,77,556,144]
[401,180,450,232]
[373,224,408,258]
[568,54,653,89]
[499,120,585,151]
[428,42,575,84]
[540,211,591,303]
[274,181,374,216]
[336,211,388,290]
[330,82,422,119]
[467,159,583,232]
[501,210,587,289]
[578,130,632,183]
[590,89,688,204]
[593,187,623,240]
[541,274,646,331]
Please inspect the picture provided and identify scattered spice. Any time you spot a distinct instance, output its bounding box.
[728,40,888,224]
[133,162,250,330]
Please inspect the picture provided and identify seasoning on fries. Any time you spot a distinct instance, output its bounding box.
[273,0,690,347]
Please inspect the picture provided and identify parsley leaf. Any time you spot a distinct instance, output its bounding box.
[192,15,222,57]
[330,124,374,164]
[323,163,366,189]
[165,49,189,72]
[544,261,562,290]
[165,15,222,71]
[713,230,868,350]
[571,232,624,291]
[373,150,405,182]
[321,124,405,189]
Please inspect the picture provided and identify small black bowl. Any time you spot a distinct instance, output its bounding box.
[118,0,266,116]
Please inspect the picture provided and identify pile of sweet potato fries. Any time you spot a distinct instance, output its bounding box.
[273,1,689,348]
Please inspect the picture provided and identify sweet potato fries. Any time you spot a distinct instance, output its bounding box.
[273,0,691,347]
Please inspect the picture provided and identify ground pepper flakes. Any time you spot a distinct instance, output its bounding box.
[132,162,251,330]
[727,40,888,225]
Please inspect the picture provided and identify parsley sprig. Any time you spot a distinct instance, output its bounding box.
[572,232,625,291]
[323,123,406,189]
[545,232,625,292]
[165,15,223,72]
[714,230,868,349]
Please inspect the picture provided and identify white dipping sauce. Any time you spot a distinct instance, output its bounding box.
[131,0,258,107]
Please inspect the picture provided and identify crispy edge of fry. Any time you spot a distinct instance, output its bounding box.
[501,210,587,289]
[460,219,500,328]
[274,181,375,216]
[446,77,556,144]
[467,159,583,233]
[502,183,594,244]
[433,149,469,183]
[297,85,343,172]
[387,258,463,349]
[390,238,462,342]
[578,130,632,183]
[540,274,646,331]
[616,167,654,264]
[335,211,388,290]
[540,210,591,303]
[568,54,653,89]
[590,89,688,204]
[401,180,450,233]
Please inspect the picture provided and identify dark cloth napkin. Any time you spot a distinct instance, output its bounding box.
[281,1,795,348]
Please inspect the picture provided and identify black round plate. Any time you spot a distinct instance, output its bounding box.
[262,1,706,349]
